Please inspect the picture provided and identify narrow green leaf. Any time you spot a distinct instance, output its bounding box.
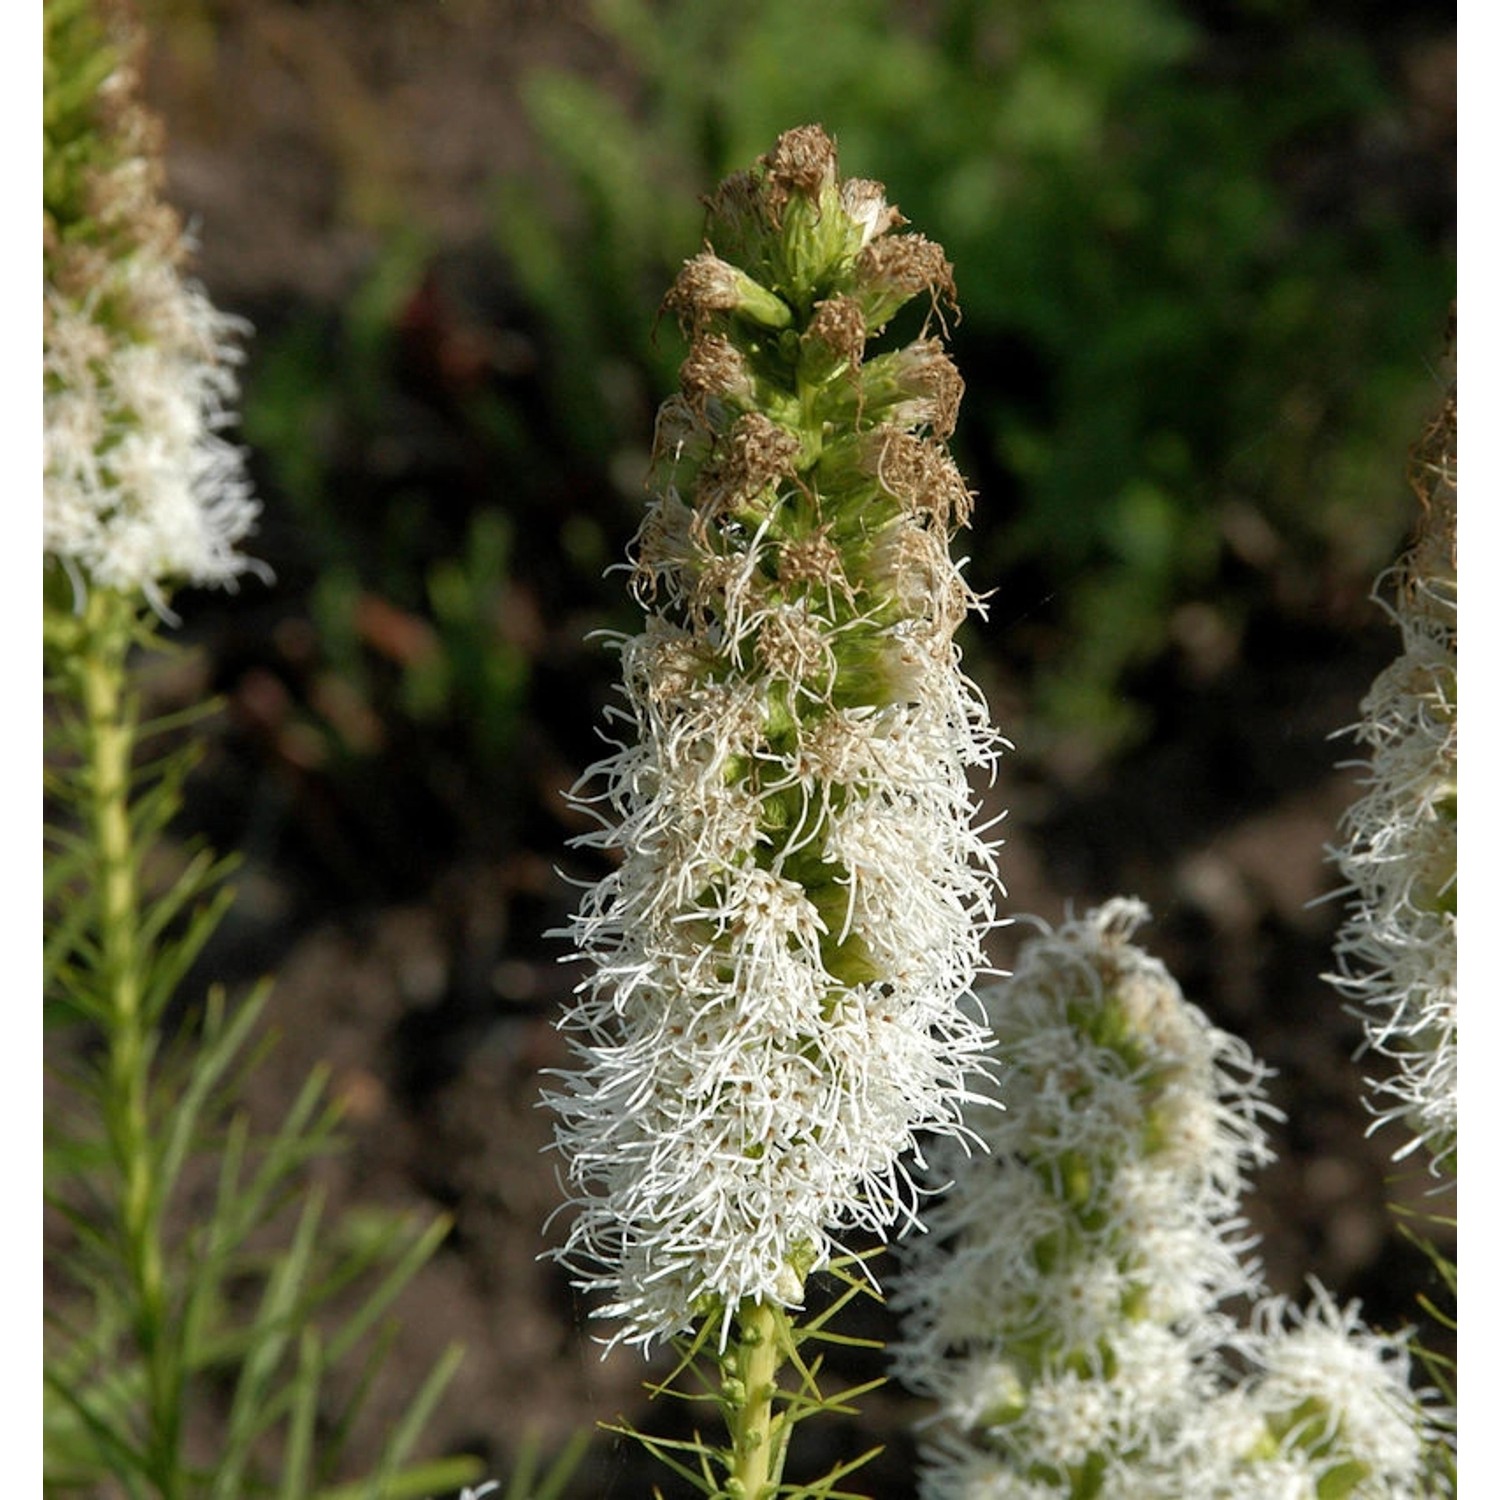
[355,1341,468,1500]
[43,1367,153,1494]
[213,1187,327,1499]
[278,1328,325,1500]
[158,982,272,1194]
[321,1213,452,1369]
[518,1428,592,1500]
[312,1455,485,1500]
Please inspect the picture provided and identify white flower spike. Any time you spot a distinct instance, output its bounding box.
[546,125,1006,1354]
[44,16,262,614]
[1328,388,1457,1179]
[893,900,1451,1498]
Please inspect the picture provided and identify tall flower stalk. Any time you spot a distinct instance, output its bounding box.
[1328,386,1457,1181]
[45,4,266,1473]
[43,4,474,1492]
[547,125,1004,1492]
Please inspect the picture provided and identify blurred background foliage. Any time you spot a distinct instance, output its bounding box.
[490,0,1453,747]
[179,0,1453,827]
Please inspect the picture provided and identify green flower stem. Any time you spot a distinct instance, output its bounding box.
[76,588,182,1497]
[728,1298,787,1499]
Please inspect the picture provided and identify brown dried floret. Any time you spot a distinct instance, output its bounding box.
[857,234,957,329]
[754,601,834,688]
[687,550,769,643]
[762,124,839,220]
[777,528,853,601]
[1404,380,1457,606]
[667,253,744,318]
[680,334,753,409]
[870,432,975,531]
[664,251,792,335]
[696,412,802,522]
[875,339,964,441]
[804,296,867,375]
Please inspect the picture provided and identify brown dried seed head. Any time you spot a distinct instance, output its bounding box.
[668,252,744,317]
[887,340,964,441]
[696,412,802,523]
[858,234,957,308]
[754,603,834,686]
[723,412,802,492]
[872,432,974,531]
[763,124,839,216]
[681,334,753,408]
[665,251,791,334]
[805,296,867,371]
[777,529,850,596]
[1405,383,1457,600]
[688,552,768,638]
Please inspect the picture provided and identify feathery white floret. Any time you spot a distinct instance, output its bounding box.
[45,254,262,611]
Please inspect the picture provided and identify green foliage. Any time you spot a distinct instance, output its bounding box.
[492,0,1451,751]
[471,1431,592,1500]
[43,590,475,1499]
[233,0,1448,800]
[1392,1200,1459,1494]
[241,237,532,810]
[611,1259,888,1500]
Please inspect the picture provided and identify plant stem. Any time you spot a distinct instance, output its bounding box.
[729,1298,786,1500]
[78,589,182,1498]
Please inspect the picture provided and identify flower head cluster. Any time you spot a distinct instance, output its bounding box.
[44,0,261,613]
[1328,390,1457,1179]
[546,126,1004,1351]
[893,900,1448,1498]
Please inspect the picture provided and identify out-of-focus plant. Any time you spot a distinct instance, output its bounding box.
[1328,382,1456,1182]
[497,0,1452,752]
[43,2,474,1492]
[1324,375,1458,1472]
[453,1433,592,1500]
[886,361,1460,1500]
[892,901,1454,1497]
[237,241,540,888]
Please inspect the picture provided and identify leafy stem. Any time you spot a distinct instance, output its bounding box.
[73,587,184,1495]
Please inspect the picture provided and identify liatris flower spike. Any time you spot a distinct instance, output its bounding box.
[44,10,474,1495]
[1328,387,1457,1181]
[546,124,1005,1492]
[44,0,263,619]
[893,900,1450,1498]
